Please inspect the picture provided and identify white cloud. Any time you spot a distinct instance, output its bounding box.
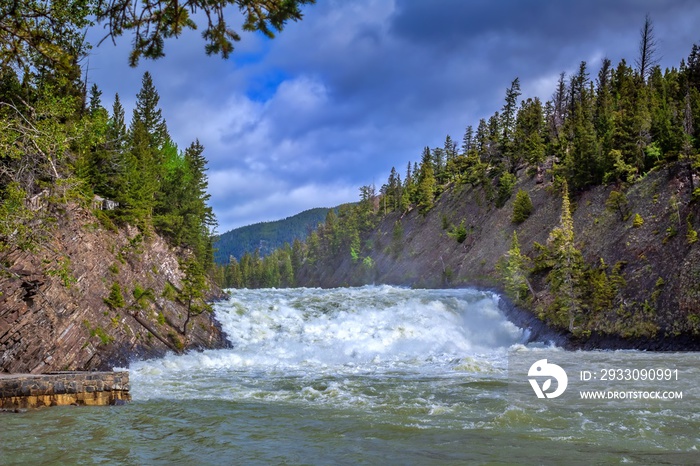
[86,0,700,235]
[214,181,356,232]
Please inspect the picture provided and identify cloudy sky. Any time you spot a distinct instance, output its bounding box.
[87,0,700,233]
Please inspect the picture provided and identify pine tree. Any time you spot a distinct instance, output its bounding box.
[594,58,615,171]
[546,182,585,332]
[549,72,568,143]
[514,97,546,167]
[132,71,168,151]
[81,84,110,191]
[118,74,172,225]
[485,112,502,165]
[430,146,446,184]
[150,135,215,267]
[119,120,158,224]
[180,258,211,338]
[278,248,294,287]
[475,118,488,158]
[416,148,437,213]
[444,135,457,164]
[291,238,305,274]
[512,189,533,223]
[561,61,601,188]
[636,14,659,82]
[461,125,474,155]
[107,93,127,153]
[681,89,698,193]
[224,257,243,288]
[611,59,644,176]
[499,231,534,304]
[501,77,521,172]
[88,84,103,116]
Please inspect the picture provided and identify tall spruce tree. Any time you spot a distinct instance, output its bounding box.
[416,148,437,213]
[461,125,474,155]
[501,78,521,173]
[132,72,169,152]
[546,182,585,332]
[514,97,546,167]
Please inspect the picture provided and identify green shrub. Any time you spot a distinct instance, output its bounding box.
[447,220,468,243]
[441,214,450,230]
[632,213,644,228]
[512,189,533,223]
[496,172,517,208]
[687,221,698,244]
[605,190,629,221]
[90,326,114,345]
[104,283,126,309]
[162,282,178,300]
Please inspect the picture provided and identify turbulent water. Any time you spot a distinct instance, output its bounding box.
[2,286,699,465]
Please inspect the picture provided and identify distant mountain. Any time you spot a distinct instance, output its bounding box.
[214,207,332,264]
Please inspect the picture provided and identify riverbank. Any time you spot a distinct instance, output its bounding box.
[495,292,700,351]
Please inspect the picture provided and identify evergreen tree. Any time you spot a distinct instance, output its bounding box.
[291,238,305,274]
[432,147,447,184]
[93,95,127,200]
[416,148,437,213]
[501,77,521,172]
[559,61,602,188]
[444,135,457,164]
[514,97,546,167]
[611,59,643,175]
[81,85,110,191]
[549,72,568,143]
[182,139,216,262]
[485,112,502,165]
[118,120,159,223]
[278,248,295,287]
[88,84,103,116]
[224,257,243,288]
[546,183,585,332]
[461,125,474,155]
[107,93,127,153]
[512,189,533,223]
[499,231,534,304]
[132,71,169,151]
[475,118,488,158]
[154,139,215,266]
[594,58,615,171]
[179,258,211,338]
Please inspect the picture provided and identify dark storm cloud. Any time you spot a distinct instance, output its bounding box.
[88,0,700,232]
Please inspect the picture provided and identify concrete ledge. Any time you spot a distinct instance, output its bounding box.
[0,371,130,409]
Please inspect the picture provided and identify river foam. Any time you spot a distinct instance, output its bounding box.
[128,286,524,405]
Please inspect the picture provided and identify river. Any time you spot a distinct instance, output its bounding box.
[2,286,699,464]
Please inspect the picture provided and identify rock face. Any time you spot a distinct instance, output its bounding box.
[0,371,130,409]
[0,204,228,373]
[296,163,700,347]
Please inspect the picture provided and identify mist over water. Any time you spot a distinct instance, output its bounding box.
[3,286,699,465]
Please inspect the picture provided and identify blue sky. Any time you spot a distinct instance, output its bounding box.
[88,0,700,233]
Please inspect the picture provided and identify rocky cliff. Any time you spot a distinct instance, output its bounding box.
[1,203,228,373]
[296,162,700,348]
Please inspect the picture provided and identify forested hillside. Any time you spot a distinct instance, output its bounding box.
[214,207,332,264]
[0,0,316,371]
[220,21,700,344]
